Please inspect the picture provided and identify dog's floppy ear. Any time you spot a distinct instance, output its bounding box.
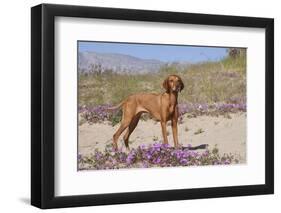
[162,77,169,91]
[179,78,184,92]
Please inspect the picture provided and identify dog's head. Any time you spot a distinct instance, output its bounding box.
[162,75,184,93]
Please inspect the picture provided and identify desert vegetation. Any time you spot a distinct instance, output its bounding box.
[79,142,239,170]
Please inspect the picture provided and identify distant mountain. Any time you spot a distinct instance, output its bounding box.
[78,51,165,74]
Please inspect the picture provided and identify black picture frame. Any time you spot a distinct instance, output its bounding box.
[31,3,274,209]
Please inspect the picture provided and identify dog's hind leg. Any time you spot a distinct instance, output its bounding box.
[112,106,135,151]
[113,121,130,151]
[123,113,142,150]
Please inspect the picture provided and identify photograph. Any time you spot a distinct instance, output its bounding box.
[78,41,247,171]
[29,2,274,209]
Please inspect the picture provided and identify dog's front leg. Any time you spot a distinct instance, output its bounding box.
[171,118,179,148]
[171,108,179,148]
[160,121,169,144]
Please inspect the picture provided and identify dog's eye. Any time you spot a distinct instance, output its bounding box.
[169,79,173,82]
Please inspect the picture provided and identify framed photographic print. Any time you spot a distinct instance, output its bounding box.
[31,3,274,209]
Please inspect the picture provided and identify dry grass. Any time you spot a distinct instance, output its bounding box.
[79,53,246,107]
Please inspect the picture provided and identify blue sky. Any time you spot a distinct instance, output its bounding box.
[78,41,228,63]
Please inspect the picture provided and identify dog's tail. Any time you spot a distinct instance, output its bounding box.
[106,101,124,112]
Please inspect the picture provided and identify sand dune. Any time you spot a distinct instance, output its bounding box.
[79,112,246,163]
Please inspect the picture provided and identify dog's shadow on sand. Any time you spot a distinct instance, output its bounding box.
[185,144,209,150]
[163,144,209,151]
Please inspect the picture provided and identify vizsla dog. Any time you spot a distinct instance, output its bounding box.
[110,75,184,150]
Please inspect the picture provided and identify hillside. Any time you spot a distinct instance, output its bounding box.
[78,51,165,74]
[78,51,246,106]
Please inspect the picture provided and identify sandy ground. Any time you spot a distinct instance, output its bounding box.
[79,112,246,163]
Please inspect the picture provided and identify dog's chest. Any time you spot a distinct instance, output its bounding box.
[169,104,176,114]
